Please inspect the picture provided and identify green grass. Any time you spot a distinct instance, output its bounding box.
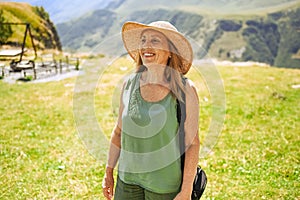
[203,65,300,199]
[1,57,299,199]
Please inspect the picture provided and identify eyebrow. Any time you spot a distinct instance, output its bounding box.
[141,34,164,39]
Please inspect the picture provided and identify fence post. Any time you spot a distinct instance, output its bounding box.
[1,65,4,77]
[60,59,62,74]
[33,61,36,80]
[54,60,58,74]
[66,56,69,71]
[75,57,79,70]
[33,68,37,80]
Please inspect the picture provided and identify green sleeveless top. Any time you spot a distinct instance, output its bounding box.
[118,72,182,194]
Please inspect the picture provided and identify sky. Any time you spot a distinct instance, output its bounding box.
[5,0,113,23]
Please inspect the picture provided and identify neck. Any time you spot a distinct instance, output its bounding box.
[142,64,166,84]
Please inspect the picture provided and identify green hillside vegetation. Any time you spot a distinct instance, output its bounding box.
[0,2,61,50]
[0,10,12,44]
[114,0,300,15]
[0,57,299,199]
[56,9,117,52]
[56,1,300,68]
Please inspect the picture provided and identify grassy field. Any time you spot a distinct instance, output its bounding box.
[0,57,299,199]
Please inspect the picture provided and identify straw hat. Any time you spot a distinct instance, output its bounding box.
[122,21,193,74]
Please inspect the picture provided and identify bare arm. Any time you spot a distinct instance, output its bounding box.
[102,84,125,200]
[175,80,200,199]
[106,118,122,170]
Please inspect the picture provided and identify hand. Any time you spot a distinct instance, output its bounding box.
[173,191,191,200]
[102,168,114,200]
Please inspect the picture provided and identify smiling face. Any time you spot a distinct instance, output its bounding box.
[138,29,171,66]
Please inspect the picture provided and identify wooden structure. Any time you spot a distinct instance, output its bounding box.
[0,23,37,72]
[1,23,80,81]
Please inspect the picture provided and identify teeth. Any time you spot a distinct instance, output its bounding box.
[144,53,154,56]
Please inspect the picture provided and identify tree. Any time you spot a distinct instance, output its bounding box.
[0,10,13,45]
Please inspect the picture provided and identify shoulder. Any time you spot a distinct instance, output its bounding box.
[124,73,137,82]
[185,78,196,89]
[183,78,199,104]
[122,72,139,90]
[183,78,197,96]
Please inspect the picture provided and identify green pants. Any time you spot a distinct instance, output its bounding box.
[114,176,179,200]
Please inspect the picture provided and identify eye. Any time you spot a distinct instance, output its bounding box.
[140,38,146,44]
[151,38,160,44]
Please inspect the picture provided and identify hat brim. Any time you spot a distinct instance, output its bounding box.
[122,21,193,74]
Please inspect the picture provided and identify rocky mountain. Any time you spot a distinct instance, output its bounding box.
[0,2,61,51]
[56,0,300,68]
[10,0,298,23]
[4,1,299,68]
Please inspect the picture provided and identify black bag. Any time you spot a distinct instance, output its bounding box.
[176,79,207,199]
[191,166,207,200]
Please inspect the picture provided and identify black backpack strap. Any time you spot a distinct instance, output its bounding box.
[177,77,208,199]
[176,77,187,173]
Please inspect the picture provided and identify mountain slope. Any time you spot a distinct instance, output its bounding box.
[8,0,299,24]
[114,0,300,15]
[57,5,300,68]
[7,0,115,24]
[0,2,61,51]
[56,9,118,52]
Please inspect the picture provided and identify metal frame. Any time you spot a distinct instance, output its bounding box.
[0,22,37,62]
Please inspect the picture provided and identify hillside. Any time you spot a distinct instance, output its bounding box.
[56,9,118,52]
[8,0,114,24]
[0,2,61,51]
[57,2,300,68]
[209,8,300,68]
[13,0,299,23]
[114,0,300,15]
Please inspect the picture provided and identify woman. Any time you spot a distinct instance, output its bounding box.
[102,21,200,200]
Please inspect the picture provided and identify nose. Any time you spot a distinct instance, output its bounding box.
[140,39,152,49]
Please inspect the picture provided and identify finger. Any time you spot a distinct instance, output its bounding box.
[102,184,109,196]
[110,187,114,198]
[103,186,113,200]
[107,187,114,198]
